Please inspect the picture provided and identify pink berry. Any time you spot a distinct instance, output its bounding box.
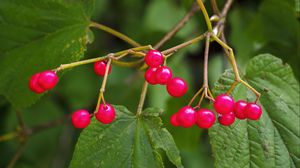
[38,70,58,90]
[145,67,158,85]
[29,73,45,94]
[170,113,180,127]
[244,103,262,120]
[196,108,216,129]
[176,106,196,128]
[145,50,164,67]
[234,100,248,119]
[95,104,116,124]
[166,77,188,97]
[155,66,172,85]
[94,61,112,76]
[218,112,235,126]
[71,110,91,129]
[213,94,234,114]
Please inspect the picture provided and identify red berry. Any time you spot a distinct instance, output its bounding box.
[95,104,116,124]
[71,110,91,129]
[176,106,196,128]
[244,103,262,120]
[145,50,164,67]
[218,112,235,126]
[29,73,45,93]
[145,67,158,85]
[155,66,172,85]
[196,108,216,129]
[213,94,234,114]
[234,100,248,119]
[170,113,180,127]
[94,61,112,76]
[166,77,188,97]
[38,70,58,90]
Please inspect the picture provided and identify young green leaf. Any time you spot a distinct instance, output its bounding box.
[0,0,94,109]
[210,54,300,168]
[69,105,183,168]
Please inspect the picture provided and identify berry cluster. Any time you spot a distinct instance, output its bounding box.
[29,70,58,94]
[170,94,262,128]
[29,60,116,129]
[144,50,188,97]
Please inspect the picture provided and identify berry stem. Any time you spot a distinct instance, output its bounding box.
[188,86,204,106]
[196,0,213,32]
[136,81,148,116]
[90,22,141,47]
[95,58,112,112]
[196,91,206,107]
[203,35,214,101]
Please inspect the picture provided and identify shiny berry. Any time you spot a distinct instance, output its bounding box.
[213,94,234,114]
[145,67,158,85]
[244,103,262,120]
[166,77,188,97]
[38,70,58,90]
[234,100,248,119]
[29,73,45,93]
[170,113,180,127]
[71,110,91,129]
[176,106,196,128]
[196,108,216,129]
[218,112,235,126]
[95,104,116,124]
[94,61,112,76]
[145,50,164,67]
[155,66,172,85]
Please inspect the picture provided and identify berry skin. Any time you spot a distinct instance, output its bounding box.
[234,100,248,119]
[170,113,180,127]
[145,67,158,85]
[38,70,58,90]
[213,94,235,114]
[155,66,172,85]
[29,73,45,94]
[218,112,235,126]
[71,110,91,129]
[94,61,112,76]
[176,106,196,128]
[244,103,262,120]
[145,50,164,67]
[196,108,216,129]
[95,104,116,124]
[166,77,188,97]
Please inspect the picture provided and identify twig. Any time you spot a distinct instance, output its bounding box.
[90,22,141,47]
[210,0,220,14]
[203,35,214,101]
[15,111,25,129]
[6,142,27,168]
[154,2,199,49]
[196,0,213,32]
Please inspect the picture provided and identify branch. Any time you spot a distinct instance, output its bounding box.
[154,2,199,49]
[7,142,27,168]
[90,22,141,47]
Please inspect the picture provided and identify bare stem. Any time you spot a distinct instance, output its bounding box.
[0,131,18,142]
[162,33,207,55]
[154,2,199,49]
[90,22,141,47]
[7,143,27,168]
[188,86,204,106]
[203,35,214,101]
[136,82,148,116]
[55,45,152,72]
[196,0,213,32]
[210,0,220,14]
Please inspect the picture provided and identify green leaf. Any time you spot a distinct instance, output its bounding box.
[69,105,183,168]
[0,0,94,109]
[209,54,300,168]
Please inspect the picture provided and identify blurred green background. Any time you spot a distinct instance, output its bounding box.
[0,0,299,167]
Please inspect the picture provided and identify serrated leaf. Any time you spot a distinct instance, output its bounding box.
[209,54,300,168]
[0,0,94,109]
[69,105,183,168]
